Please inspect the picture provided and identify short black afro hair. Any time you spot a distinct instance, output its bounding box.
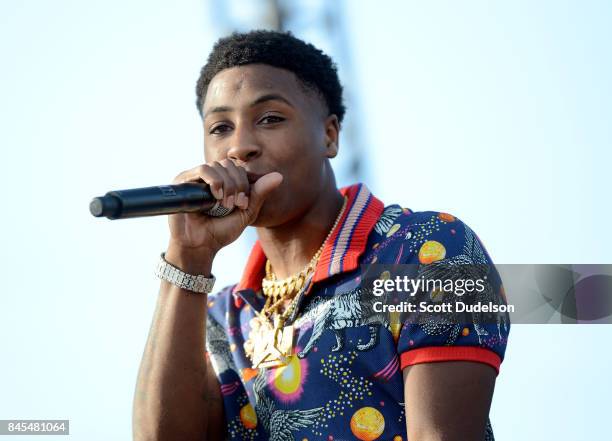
[195,30,346,124]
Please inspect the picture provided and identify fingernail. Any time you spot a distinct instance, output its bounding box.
[237,192,246,208]
[217,187,224,199]
[226,194,235,209]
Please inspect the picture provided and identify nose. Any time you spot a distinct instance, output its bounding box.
[227,126,261,164]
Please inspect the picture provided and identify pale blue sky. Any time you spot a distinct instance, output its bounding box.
[1,1,610,439]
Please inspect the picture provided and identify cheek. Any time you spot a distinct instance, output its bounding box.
[274,122,323,161]
[277,145,324,195]
[203,143,224,163]
[273,136,321,177]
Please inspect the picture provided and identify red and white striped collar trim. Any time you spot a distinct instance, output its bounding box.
[233,183,384,294]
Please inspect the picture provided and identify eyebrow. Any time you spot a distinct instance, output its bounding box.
[203,93,294,119]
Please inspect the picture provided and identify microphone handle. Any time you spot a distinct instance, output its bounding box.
[90,183,216,220]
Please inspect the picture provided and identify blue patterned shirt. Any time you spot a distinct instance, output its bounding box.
[205,183,509,441]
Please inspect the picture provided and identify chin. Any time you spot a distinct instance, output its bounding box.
[250,201,285,228]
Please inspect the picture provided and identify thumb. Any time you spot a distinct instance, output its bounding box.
[246,172,283,221]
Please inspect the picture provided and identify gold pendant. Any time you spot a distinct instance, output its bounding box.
[250,316,294,369]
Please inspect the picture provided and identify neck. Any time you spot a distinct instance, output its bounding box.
[256,181,345,280]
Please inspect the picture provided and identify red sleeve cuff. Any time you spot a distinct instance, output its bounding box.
[400,346,502,375]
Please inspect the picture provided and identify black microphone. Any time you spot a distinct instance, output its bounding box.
[89,182,228,220]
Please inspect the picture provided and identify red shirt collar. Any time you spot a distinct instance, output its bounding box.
[234,183,384,294]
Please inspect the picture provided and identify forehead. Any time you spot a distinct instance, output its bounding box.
[203,64,322,113]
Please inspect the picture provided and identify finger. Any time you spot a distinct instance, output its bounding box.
[210,161,237,209]
[246,172,283,222]
[172,169,196,185]
[174,165,224,200]
[220,160,250,209]
[198,165,227,200]
[220,160,249,194]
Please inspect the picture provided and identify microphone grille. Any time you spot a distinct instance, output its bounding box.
[205,202,234,217]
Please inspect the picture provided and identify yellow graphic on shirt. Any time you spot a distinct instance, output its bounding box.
[418,240,446,264]
[239,403,257,429]
[386,223,401,237]
[389,310,401,343]
[350,406,385,440]
[272,354,302,395]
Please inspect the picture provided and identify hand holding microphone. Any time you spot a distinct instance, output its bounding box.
[166,160,282,257]
[90,160,283,265]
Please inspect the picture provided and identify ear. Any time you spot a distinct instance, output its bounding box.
[324,114,340,158]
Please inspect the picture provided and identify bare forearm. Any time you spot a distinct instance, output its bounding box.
[133,250,214,441]
[131,161,277,440]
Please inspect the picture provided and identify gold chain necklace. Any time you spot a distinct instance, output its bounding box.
[244,196,348,369]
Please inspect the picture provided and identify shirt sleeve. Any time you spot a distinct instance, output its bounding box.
[395,212,510,375]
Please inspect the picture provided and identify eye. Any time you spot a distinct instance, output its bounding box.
[209,123,232,135]
[259,115,285,125]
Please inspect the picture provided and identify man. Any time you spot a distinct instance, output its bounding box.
[133,30,509,441]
